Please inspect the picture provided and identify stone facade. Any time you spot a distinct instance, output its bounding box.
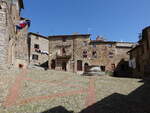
[48,34,134,74]
[0,2,8,70]
[128,26,150,77]
[49,34,90,73]
[0,0,29,70]
[28,32,49,68]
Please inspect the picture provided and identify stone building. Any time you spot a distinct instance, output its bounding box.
[0,0,29,70]
[128,26,150,77]
[48,34,90,73]
[28,32,49,68]
[89,40,134,75]
[48,34,134,74]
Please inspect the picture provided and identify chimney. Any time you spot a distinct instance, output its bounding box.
[96,36,105,41]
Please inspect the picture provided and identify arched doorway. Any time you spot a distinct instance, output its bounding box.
[51,60,56,69]
[84,63,89,72]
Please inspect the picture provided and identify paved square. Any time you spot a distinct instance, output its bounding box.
[0,69,146,113]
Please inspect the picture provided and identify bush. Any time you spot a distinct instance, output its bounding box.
[106,71,114,76]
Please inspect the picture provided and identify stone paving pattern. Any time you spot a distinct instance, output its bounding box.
[0,69,147,113]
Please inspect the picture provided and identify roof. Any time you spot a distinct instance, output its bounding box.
[90,40,135,44]
[90,40,116,44]
[28,32,48,39]
[136,26,150,42]
[48,34,90,38]
[143,26,150,31]
[127,45,141,53]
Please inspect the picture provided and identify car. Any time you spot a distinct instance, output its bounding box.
[83,65,105,76]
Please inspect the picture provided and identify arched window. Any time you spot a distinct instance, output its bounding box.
[83,50,87,58]
[77,60,82,71]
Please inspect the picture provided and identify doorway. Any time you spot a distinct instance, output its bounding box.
[84,63,89,72]
[62,61,67,71]
[51,60,56,69]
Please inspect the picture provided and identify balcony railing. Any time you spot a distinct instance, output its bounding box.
[56,53,72,59]
[56,43,71,48]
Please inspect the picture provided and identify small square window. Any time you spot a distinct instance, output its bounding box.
[32,54,38,60]
[108,52,113,58]
[101,66,105,71]
[108,44,112,47]
[34,44,39,49]
[109,55,113,58]
[93,44,96,48]
[83,41,87,46]
[63,38,66,42]
[35,36,39,39]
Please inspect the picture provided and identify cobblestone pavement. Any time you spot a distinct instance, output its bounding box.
[0,69,145,113]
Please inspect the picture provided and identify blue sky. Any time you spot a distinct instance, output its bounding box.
[22,0,150,42]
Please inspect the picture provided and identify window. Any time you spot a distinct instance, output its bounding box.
[35,36,39,39]
[83,41,87,46]
[111,64,115,70]
[101,66,105,72]
[62,48,66,55]
[63,38,66,42]
[93,44,96,48]
[77,60,82,71]
[83,50,87,58]
[32,54,38,60]
[34,44,39,49]
[0,5,2,9]
[108,44,112,47]
[109,52,113,58]
[92,51,97,58]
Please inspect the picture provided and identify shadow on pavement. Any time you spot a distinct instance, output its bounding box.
[41,78,150,113]
[41,106,73,113]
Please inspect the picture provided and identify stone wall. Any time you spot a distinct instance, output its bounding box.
[48,34,134,74]
[49,36,74,72]
[0,1,29,70]
[0,2,11,70]
[28,33,49,67]
[129,27,150,77]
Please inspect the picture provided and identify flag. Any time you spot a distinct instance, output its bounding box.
[16,19,31,31]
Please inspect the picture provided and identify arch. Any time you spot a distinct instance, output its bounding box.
[51,59,56,69]
[84,63,89,72]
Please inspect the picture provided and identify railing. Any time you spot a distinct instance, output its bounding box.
[56,52,72,59]
[55,43,71,48]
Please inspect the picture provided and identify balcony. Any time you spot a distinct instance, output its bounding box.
[56,43,71,48]
[56,53,72,59]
